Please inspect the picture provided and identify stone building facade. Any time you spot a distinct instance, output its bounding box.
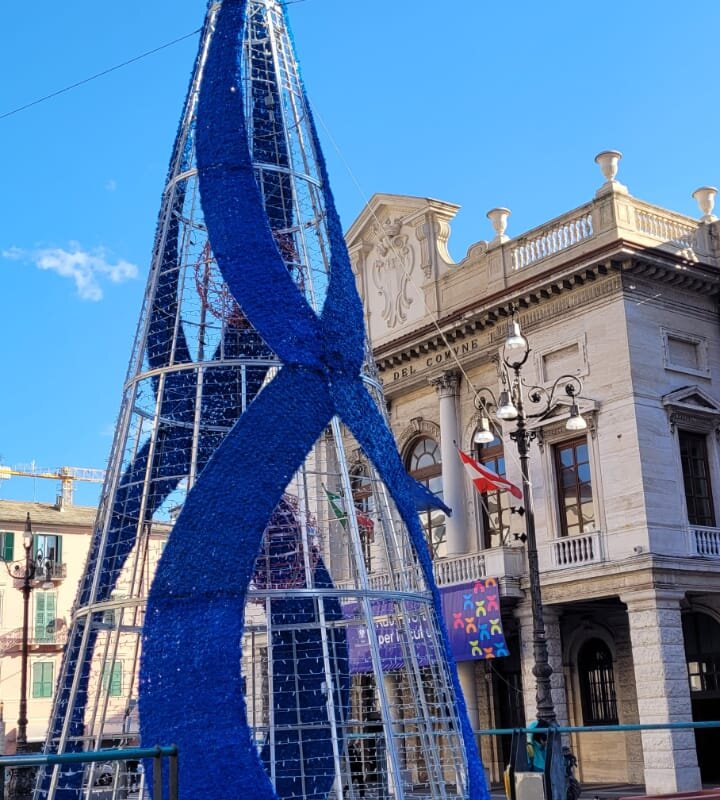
[345,154,720,792]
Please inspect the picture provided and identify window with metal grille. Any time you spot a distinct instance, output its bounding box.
[554,437,595,537]
[682,611,720,696]
[679,430,716,527]
[578,638,618,725]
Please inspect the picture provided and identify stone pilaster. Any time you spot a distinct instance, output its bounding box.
[430,370,469,555]
[514,603,568,726]
[621,589,700,793]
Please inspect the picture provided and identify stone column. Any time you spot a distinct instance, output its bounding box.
[457,661,480,732]
[430,370,469,555]
[621,589,700,793]
[457,661,492,783]
[514,603,568,726]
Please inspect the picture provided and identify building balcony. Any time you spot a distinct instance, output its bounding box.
[10,561,67,591]
[0,626,67,654]
[338,547,526,597]
[541,530,607,572]
[688,526,720,557]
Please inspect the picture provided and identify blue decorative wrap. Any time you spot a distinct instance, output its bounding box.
[139,2,487,800]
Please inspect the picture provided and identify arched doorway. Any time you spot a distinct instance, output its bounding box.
[682,610,720,782]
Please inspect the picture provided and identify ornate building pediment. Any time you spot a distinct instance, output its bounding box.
[663,385,720,433]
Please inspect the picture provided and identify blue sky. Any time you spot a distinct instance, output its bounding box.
[1,0,718,506]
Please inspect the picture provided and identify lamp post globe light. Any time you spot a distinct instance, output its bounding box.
[473,308,587,789]
[4,513,53,800]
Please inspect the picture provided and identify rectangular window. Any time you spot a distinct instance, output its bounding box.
[554,437,595,537]
[103,662,123,696]
[34,533,62,567]
[475,439,512,549]
[680,430,716,527]
[0,532,14,562]
[32,662,54,698]
[34,592,57,643]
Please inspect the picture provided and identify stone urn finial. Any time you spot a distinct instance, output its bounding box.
[692,186,718,223]
[594,150,628,196]
[487,207,511,243]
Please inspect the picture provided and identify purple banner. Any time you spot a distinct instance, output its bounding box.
[343,578,508,673]
[440,578,509,662]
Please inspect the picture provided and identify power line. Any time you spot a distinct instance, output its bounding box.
[0,28,202,122]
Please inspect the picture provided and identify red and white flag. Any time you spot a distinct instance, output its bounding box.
[458,449,522,499]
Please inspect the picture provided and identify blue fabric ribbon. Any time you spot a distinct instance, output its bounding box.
[139,2,487,799]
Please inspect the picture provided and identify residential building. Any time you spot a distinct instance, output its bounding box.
[0,499,95,753]
[344,154,720,793]
[0,495,167,755]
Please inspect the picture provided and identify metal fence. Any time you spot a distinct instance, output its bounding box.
[0,745,178,800]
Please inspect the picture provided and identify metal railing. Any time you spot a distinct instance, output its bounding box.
[475,719,720,736]
[476,720,720,790]
[0,745,178,800]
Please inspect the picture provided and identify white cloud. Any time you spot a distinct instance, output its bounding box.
[2,243,139,301]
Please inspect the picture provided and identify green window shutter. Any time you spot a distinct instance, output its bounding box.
[32,664,42,697]
[2,532,13,562]
[55,535,62,565]
[34,593,46,639]
[103,662,122,696]
[32,662,54,698]
[34,592,56,642]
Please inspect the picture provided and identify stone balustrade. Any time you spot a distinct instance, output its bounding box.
[550,530,605,568]
[499,190,715,278]
[433,551,487,586]
[689,526,720,557]
[336,548,531,593]
[511,207,594,270]
[633,205,697,250]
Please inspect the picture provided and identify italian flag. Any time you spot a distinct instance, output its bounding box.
[324,486,375,541]
[458,448,523,500]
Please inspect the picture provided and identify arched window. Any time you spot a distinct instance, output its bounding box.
[406,437,445,558]
[474,433,512,549]
[578,638,618,725]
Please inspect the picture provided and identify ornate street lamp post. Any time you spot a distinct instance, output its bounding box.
[3,513,51,800]
[474,310,586,729]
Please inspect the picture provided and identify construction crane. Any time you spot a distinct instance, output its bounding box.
[0,463,106,506]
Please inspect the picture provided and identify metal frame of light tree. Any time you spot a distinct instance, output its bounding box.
[40,2,471,799]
